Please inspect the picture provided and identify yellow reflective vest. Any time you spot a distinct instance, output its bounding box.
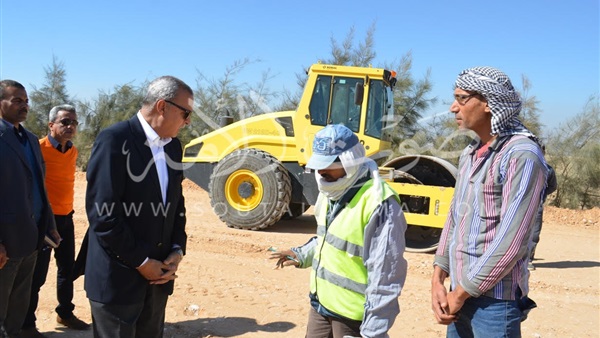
[310,179,399,321]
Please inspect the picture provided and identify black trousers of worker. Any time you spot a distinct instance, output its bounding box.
[23,213,77,329]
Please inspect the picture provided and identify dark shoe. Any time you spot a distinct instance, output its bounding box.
[19,328,47,338]
[56,315,90,330]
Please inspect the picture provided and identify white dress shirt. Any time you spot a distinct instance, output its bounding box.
[136,111,171,204]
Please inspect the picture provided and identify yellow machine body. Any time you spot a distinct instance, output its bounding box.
[183,63,456,252]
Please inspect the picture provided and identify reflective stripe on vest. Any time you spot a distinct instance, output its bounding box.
[310,179,399,320]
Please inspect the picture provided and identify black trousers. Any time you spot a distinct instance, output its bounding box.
[90,285,169,338]
[23,213,76,329]
[0,250,37,336]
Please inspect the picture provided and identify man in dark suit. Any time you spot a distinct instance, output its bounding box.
[85,76,191,338]
[0,80,59,338]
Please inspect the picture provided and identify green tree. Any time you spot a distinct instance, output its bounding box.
[277,24,436,147]
[26,56,71,137]
[518,74,543,138]
[400,72,544,165]
[327,23,376,66]
[578,144,600,208]
[396,112,474,166]
[181,58,278,146]
[547,94,600,208]
[384,54,437,141]
[76,83,145,170]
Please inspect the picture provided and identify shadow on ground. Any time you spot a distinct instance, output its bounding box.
[40,328,91,337]
[532,260,600,269]
[266,214,317,235]
[166,317,296,337]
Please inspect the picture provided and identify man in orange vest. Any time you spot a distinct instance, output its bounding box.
[21,104,89,338]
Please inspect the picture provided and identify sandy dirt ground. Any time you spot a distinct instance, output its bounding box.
[30,173,599,337]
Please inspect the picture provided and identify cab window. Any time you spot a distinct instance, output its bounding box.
[329,77,362,132]
[308,75,331,126]
[365,79,385,138]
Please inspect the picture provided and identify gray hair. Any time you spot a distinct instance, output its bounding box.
[48,104,77,122]
[142,76,193,106]
[0,80,25,100]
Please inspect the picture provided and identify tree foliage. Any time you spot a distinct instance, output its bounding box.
[179,58,279,146]
[76,83,145,169]
[395,112,473,166]
[24,30,600,211]
[399,73,546,165]
[518,74,543,138]
[278,23,437,149]
[546,95,600,208]
[327,24,377,67]
[384,55,437,142]
[26,56,72,138]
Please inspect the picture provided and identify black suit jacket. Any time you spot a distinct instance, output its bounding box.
[0,121,55,258]
[84,115,187,304]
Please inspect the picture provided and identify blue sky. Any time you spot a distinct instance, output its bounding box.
[1,0,598,134]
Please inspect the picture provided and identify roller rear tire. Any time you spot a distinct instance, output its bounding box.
[208,149,291,230]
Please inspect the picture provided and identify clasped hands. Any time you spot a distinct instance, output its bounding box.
[431,266,471,325]
[136,251,182,284]
[431,282,470,325]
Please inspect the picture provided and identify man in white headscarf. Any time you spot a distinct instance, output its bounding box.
[270,124,408,338]
[431,67,550,337]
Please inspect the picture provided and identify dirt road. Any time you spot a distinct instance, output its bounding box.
[32,174,599,337]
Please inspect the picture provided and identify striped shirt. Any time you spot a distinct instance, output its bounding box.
[434,135,548,300]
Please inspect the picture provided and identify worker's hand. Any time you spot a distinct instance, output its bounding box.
[431,280,456,325]
[268,248,299,269]
[0,244,8,269]
[49,229,62,247]
[137,258,171,282]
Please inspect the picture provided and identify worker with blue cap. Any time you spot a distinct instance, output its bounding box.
[270,124,408,338]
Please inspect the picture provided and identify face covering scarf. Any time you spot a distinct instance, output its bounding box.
[315,142,382,201]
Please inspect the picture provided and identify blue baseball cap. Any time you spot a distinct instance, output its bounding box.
[306,124,359,170]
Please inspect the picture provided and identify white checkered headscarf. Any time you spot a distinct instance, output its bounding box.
[455,66,538,142]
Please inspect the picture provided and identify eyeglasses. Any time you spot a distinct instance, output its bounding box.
[165,100,193,119]
[57,118,79,127]
[453,93,479,105]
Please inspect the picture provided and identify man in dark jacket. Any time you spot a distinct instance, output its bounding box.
[0,80,59,338]
[85,76,191,338]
